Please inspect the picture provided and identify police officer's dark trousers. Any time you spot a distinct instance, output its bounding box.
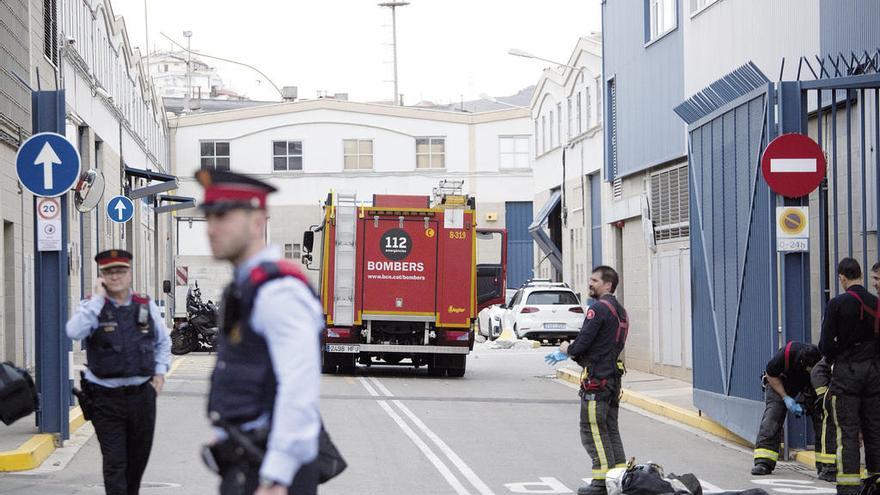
[217,454,319,495]
[90,381,156,495]
[831,345,880,494]
[579,376,626,482]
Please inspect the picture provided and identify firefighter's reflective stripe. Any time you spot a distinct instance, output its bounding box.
[614,463,628,469]
[588,401,609,477]
[834,395,845,479]
[816,452,837,463]
[837,474,862,486]
[815,385,829,395]
[753,448,779,461]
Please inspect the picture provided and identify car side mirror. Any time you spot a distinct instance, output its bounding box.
[162,280,172,294]
[302,230,315,254]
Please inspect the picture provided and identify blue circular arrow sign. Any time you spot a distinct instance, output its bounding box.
[15,132,82,197]
[107,195,134,224]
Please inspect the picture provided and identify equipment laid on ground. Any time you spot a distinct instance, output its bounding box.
[302,183,506,377]
[0,362,38,425]
[170,281,219,355]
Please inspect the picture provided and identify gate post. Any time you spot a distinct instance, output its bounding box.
[776,81,811,453]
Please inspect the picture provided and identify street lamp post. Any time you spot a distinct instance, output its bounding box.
[379,1,409,105]
[508,48,584,73]
[183,31,193,112]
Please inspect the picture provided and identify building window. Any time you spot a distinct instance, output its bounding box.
[534,119,540,156]
[343,139,373,170]
[44,0,58,65]
[650,164,690,241]
[596,77,603,124]
[416,137,445,169]
[585,87,592,130]
[284,243,301,260]
[607,78,621,199]
[200,141,230,170]
[648,0,677,41]
[567,98,574,140]
[272,141,303,171]
[542,115,548,153]
[576,92,583,134]
[556,103,562,147]
[549,110,555,148]
[691,0,719,13]
[499,136,530,170]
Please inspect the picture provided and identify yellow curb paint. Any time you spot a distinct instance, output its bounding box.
[795,450,816,469]
[556,368,753,449]
[167,357,183,377]
[0,404,89,472]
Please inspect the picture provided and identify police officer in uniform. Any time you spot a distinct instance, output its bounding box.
[196,170,323,495]
[819,258,880,494]
[66,249,171,495]
[750,342,822,476]
[546,266,628,495]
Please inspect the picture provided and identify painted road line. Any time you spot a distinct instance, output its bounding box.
[393,400,495,495]
[357,377,380,397]
[369,376,395,397]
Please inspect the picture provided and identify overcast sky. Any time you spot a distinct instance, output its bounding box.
[110,0,601,104]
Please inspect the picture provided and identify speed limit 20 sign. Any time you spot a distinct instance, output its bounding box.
[36,197,62,251]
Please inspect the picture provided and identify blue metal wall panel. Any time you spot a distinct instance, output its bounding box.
[602,0,686,180]
[820,0,880,59]
[590,174,603,268]
[506,202,534,290]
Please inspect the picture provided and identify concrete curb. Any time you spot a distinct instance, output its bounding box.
[0,406,85,472]
[556,368,754,449]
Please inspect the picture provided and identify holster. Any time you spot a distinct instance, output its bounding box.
[205,421,268,474]
[72,372,96,422]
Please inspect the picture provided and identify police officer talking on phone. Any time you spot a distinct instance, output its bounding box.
[66,249,171,495]
[196,169,322,495]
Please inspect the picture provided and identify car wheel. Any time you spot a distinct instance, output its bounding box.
[513,325,520,339]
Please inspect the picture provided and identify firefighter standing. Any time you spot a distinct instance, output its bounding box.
[197,170,323,495]
[819,258,880,494]
[546,266,628,495]
[65,250,171,495]
[750,342,822,476]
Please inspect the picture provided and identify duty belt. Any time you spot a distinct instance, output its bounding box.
[89,381,151,397]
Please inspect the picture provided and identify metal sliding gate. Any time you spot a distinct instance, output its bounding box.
[675,52,880,449]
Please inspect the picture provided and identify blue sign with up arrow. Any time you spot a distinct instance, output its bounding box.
[107,195,134,223]
[15,132,82,197]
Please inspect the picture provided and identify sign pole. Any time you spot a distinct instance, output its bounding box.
[31,90,71,440]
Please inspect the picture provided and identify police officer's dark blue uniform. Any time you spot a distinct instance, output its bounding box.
[66,249,171,495]
[196,169,322,495]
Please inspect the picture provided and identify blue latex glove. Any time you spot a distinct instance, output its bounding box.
[783,396,804,417]
[544,350,568,365]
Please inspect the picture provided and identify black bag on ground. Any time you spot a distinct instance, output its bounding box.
[318,424,347,483]
[0,362,38,425]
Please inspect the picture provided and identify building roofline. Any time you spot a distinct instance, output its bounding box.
[170,98,529,127]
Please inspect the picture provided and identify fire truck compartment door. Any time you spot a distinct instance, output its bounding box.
[361,218,438,316]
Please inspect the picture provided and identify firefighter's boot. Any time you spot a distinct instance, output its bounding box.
[751,463,772,475]
[577,480,607,495]
[816,463,836,483]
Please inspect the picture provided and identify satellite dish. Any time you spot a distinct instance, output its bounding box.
[74,169,105,213]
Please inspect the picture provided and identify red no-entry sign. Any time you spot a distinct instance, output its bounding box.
[761,133,827,198]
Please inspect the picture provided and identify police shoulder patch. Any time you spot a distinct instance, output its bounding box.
[586,308,595,320]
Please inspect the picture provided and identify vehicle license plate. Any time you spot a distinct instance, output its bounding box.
[326,344,360,353]
[544,323,566,329]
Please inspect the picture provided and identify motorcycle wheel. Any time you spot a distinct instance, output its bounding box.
[170,328,197,355]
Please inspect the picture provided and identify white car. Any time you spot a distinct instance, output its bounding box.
[501,281,585,342]
[477,289,517,340]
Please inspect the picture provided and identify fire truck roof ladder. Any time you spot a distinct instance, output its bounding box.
[333,192,357,326]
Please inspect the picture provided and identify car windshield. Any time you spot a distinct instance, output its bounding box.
[526,290,579,305]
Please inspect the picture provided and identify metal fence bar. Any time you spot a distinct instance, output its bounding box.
[816,89,829,311]
[847,91,854,257]
[832,89,840,294]
[876,89,880,265]
[860,89,868,282]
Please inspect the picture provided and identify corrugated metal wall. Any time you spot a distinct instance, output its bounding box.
[505,201,534,290]
[689,89,773,442]
[820,0,880,58]
[602,0,686,180]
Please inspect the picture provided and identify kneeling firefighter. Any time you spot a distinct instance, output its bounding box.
[546,265,629,495]
[751,341,822,476]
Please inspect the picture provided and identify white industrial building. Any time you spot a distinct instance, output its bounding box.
[169,99,535,304]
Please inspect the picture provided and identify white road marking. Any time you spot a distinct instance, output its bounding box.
[394,400,495,495]
[504,477,573,493]
[358,376,380,397]
[376,400,471,495]
[369,376,395,397]
[750,479,835,494]
[699,479,726,493]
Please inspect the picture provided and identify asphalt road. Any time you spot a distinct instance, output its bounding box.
[0,344,833,494]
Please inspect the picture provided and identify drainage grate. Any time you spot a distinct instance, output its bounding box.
[777,461,811,472]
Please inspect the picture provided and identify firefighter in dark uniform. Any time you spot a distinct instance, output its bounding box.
[811,357,837,482]
[750,342,822,476]
[546,265,628,495]
[820,258,880,494]
[66,249,171,495]
[197,170,322,495]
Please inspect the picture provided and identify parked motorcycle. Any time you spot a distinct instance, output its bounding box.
[170,281,219,355]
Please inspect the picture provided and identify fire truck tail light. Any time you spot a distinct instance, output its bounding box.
[326,328,351,339]
[569,307,584,314]
[521,307,539,314]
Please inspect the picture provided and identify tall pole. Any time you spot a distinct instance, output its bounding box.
[183,31,192,112]
[379,2,409,105]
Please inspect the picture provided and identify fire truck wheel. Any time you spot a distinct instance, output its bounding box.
[427,364,445,377]
[321,352,336,374]
[447,356,467,378]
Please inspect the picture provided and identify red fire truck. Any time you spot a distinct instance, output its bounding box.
[301,183,506,377]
